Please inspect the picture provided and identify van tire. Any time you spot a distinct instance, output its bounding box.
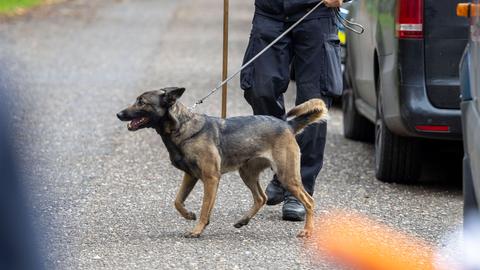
[342,89,374,141]
[374,93,422,183]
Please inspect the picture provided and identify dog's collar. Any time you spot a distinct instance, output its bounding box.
[175,121,206,144]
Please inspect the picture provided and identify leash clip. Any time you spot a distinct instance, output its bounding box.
[334,7,365,35]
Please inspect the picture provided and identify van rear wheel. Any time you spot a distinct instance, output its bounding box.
[374,93,421,184]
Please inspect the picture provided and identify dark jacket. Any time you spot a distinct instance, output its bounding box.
[255,0,336,22]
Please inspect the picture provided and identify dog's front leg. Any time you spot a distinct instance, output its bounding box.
[184,176,219,238]
[174,173,199,220]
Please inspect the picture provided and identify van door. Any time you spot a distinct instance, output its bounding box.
[469,0,480,200]
[424,0,469,109]
[348,0,377,108]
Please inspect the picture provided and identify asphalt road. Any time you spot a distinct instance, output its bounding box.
[0,0,463,269]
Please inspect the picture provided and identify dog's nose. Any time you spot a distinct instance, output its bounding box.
[116,111,125,120]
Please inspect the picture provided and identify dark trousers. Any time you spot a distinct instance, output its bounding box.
[241,14,342,195]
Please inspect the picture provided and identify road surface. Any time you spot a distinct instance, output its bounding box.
[0,0,463,269]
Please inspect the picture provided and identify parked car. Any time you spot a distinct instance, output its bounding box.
[458,2,480,217]
[343,0,469,183]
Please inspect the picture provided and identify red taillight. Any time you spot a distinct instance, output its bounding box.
[396,0,424,39]
[415,125,450,132]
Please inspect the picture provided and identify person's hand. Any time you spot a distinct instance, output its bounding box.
[324,0,343,8]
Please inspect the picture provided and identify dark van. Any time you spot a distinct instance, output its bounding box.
[342,0,469,183]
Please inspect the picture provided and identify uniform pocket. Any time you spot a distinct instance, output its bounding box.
[240,38,256,91]
[241,15,263,92]
[323,34,343,96]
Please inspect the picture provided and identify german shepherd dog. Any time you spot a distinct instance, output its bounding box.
[116,87,328,238]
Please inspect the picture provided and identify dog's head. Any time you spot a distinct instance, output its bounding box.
[116,87,185,131]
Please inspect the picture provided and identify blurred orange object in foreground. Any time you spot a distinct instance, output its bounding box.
[310,211,436,270]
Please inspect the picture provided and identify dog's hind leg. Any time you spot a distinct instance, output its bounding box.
[273,139,315,238]
[286,185,314,238]
[174,173,199,220]
[234,165,266,228]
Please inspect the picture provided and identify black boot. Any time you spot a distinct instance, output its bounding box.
[265,178,284,205]
[282,193,306,221]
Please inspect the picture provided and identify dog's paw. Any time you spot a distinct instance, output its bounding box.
[184,212,196,221]
[184,231,201,238]
[297,229,312,238]
[233,219,249,228]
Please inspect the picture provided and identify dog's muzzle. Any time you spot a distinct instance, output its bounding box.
[116,111,129,121]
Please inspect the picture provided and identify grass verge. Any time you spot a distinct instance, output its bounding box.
[0,0,43,15]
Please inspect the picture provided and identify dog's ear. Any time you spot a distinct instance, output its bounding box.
[164,87,185,105]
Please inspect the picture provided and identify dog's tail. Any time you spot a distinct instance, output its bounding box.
[287,99,328,134]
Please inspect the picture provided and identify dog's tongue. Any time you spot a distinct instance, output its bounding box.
[127,117,148,131]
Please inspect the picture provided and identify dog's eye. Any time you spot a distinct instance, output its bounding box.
[137,99,144,106]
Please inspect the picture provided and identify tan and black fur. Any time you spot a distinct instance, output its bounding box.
[117,87,328,238]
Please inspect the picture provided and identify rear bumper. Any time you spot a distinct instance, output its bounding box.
[399,84,462,140]
[381,40,462,140]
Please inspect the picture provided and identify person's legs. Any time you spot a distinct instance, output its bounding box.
[283,99,332,220]
[295,99,332,192]
[282,16,340,221]
[241,14,293,118]
[294,16,340,194]
[241,14,293,205]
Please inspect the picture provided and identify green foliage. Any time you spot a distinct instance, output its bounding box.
[0,0,42,14]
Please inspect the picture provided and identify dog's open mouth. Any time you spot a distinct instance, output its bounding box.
[127,117,150,131]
